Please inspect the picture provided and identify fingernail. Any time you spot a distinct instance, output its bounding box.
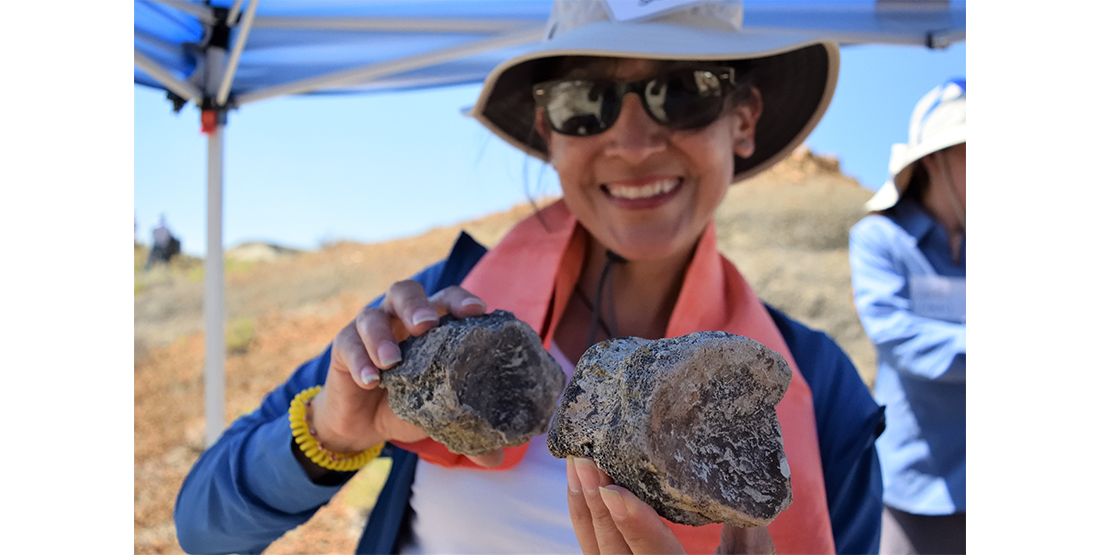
[360,367,380,387]
[461,298,486,311]
[565,457,581,494]
[599,486,627,520]
[573,457,599,493]
[412,308,439,326]
[378,340,402,367]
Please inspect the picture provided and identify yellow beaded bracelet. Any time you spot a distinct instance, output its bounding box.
[288,385,384,472]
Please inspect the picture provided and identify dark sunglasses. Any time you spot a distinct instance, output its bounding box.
[532,67,736,137]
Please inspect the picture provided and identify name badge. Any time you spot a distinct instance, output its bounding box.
[910,275,966,323]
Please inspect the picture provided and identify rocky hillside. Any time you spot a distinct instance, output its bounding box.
[134,147,875,554]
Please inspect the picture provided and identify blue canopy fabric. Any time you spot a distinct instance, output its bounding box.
[133,0,964,448]
[135,0,965,110]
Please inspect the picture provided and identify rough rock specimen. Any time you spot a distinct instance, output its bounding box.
[380,310,565,456]
[547,331,793,527]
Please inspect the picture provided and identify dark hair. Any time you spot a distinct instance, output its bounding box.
[901,159,931,203]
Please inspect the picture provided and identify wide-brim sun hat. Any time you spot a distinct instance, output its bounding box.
[865,78,966,211]
[470,0,840,184]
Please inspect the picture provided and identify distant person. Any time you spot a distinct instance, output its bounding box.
[174,2,884,553]
[145,214,181,270]
[849,79,966,554]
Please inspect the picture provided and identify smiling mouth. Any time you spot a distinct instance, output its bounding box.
[603,178,681,200]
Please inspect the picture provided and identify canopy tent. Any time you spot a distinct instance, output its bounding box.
[134,0,966,447]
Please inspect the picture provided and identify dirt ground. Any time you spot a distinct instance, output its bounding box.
[134,148,875,554]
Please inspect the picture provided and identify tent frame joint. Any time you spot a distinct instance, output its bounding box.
[209,7,232,50]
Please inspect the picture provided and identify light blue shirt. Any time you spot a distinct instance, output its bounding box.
[849,196,965,515]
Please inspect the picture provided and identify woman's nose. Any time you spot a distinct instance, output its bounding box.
[603,93,668,163]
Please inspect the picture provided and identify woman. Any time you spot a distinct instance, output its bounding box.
[850,79,966,554]
[175,2,883,554]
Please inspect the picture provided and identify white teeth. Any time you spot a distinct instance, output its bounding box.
[606,179,679,200]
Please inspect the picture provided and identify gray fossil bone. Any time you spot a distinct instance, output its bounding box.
[547,331,793,527]
[380,310,566,456]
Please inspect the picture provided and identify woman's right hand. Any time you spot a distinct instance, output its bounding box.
[303,280,505,468]
[567,457,776,554]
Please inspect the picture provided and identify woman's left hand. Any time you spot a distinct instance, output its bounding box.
[566,457,776,555]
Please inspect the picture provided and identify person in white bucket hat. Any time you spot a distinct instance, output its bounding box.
[175,2,884,554]
[848,79,966,555]
[864,78,966,230]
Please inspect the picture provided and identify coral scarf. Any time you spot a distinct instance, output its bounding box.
[394,201,834,554]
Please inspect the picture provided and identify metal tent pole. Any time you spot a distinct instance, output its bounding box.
[134,50,202,103]
[200,6,230,446]
[236,24,543,106]
[204,120,226,448]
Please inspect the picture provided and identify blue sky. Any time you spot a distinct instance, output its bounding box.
[134,41,965,256]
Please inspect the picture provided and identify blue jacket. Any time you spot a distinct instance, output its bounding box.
[175,231,884,554]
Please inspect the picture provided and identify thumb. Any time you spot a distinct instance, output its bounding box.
[716,523,775,555]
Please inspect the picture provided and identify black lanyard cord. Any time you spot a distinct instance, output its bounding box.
[585,250,626,348]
